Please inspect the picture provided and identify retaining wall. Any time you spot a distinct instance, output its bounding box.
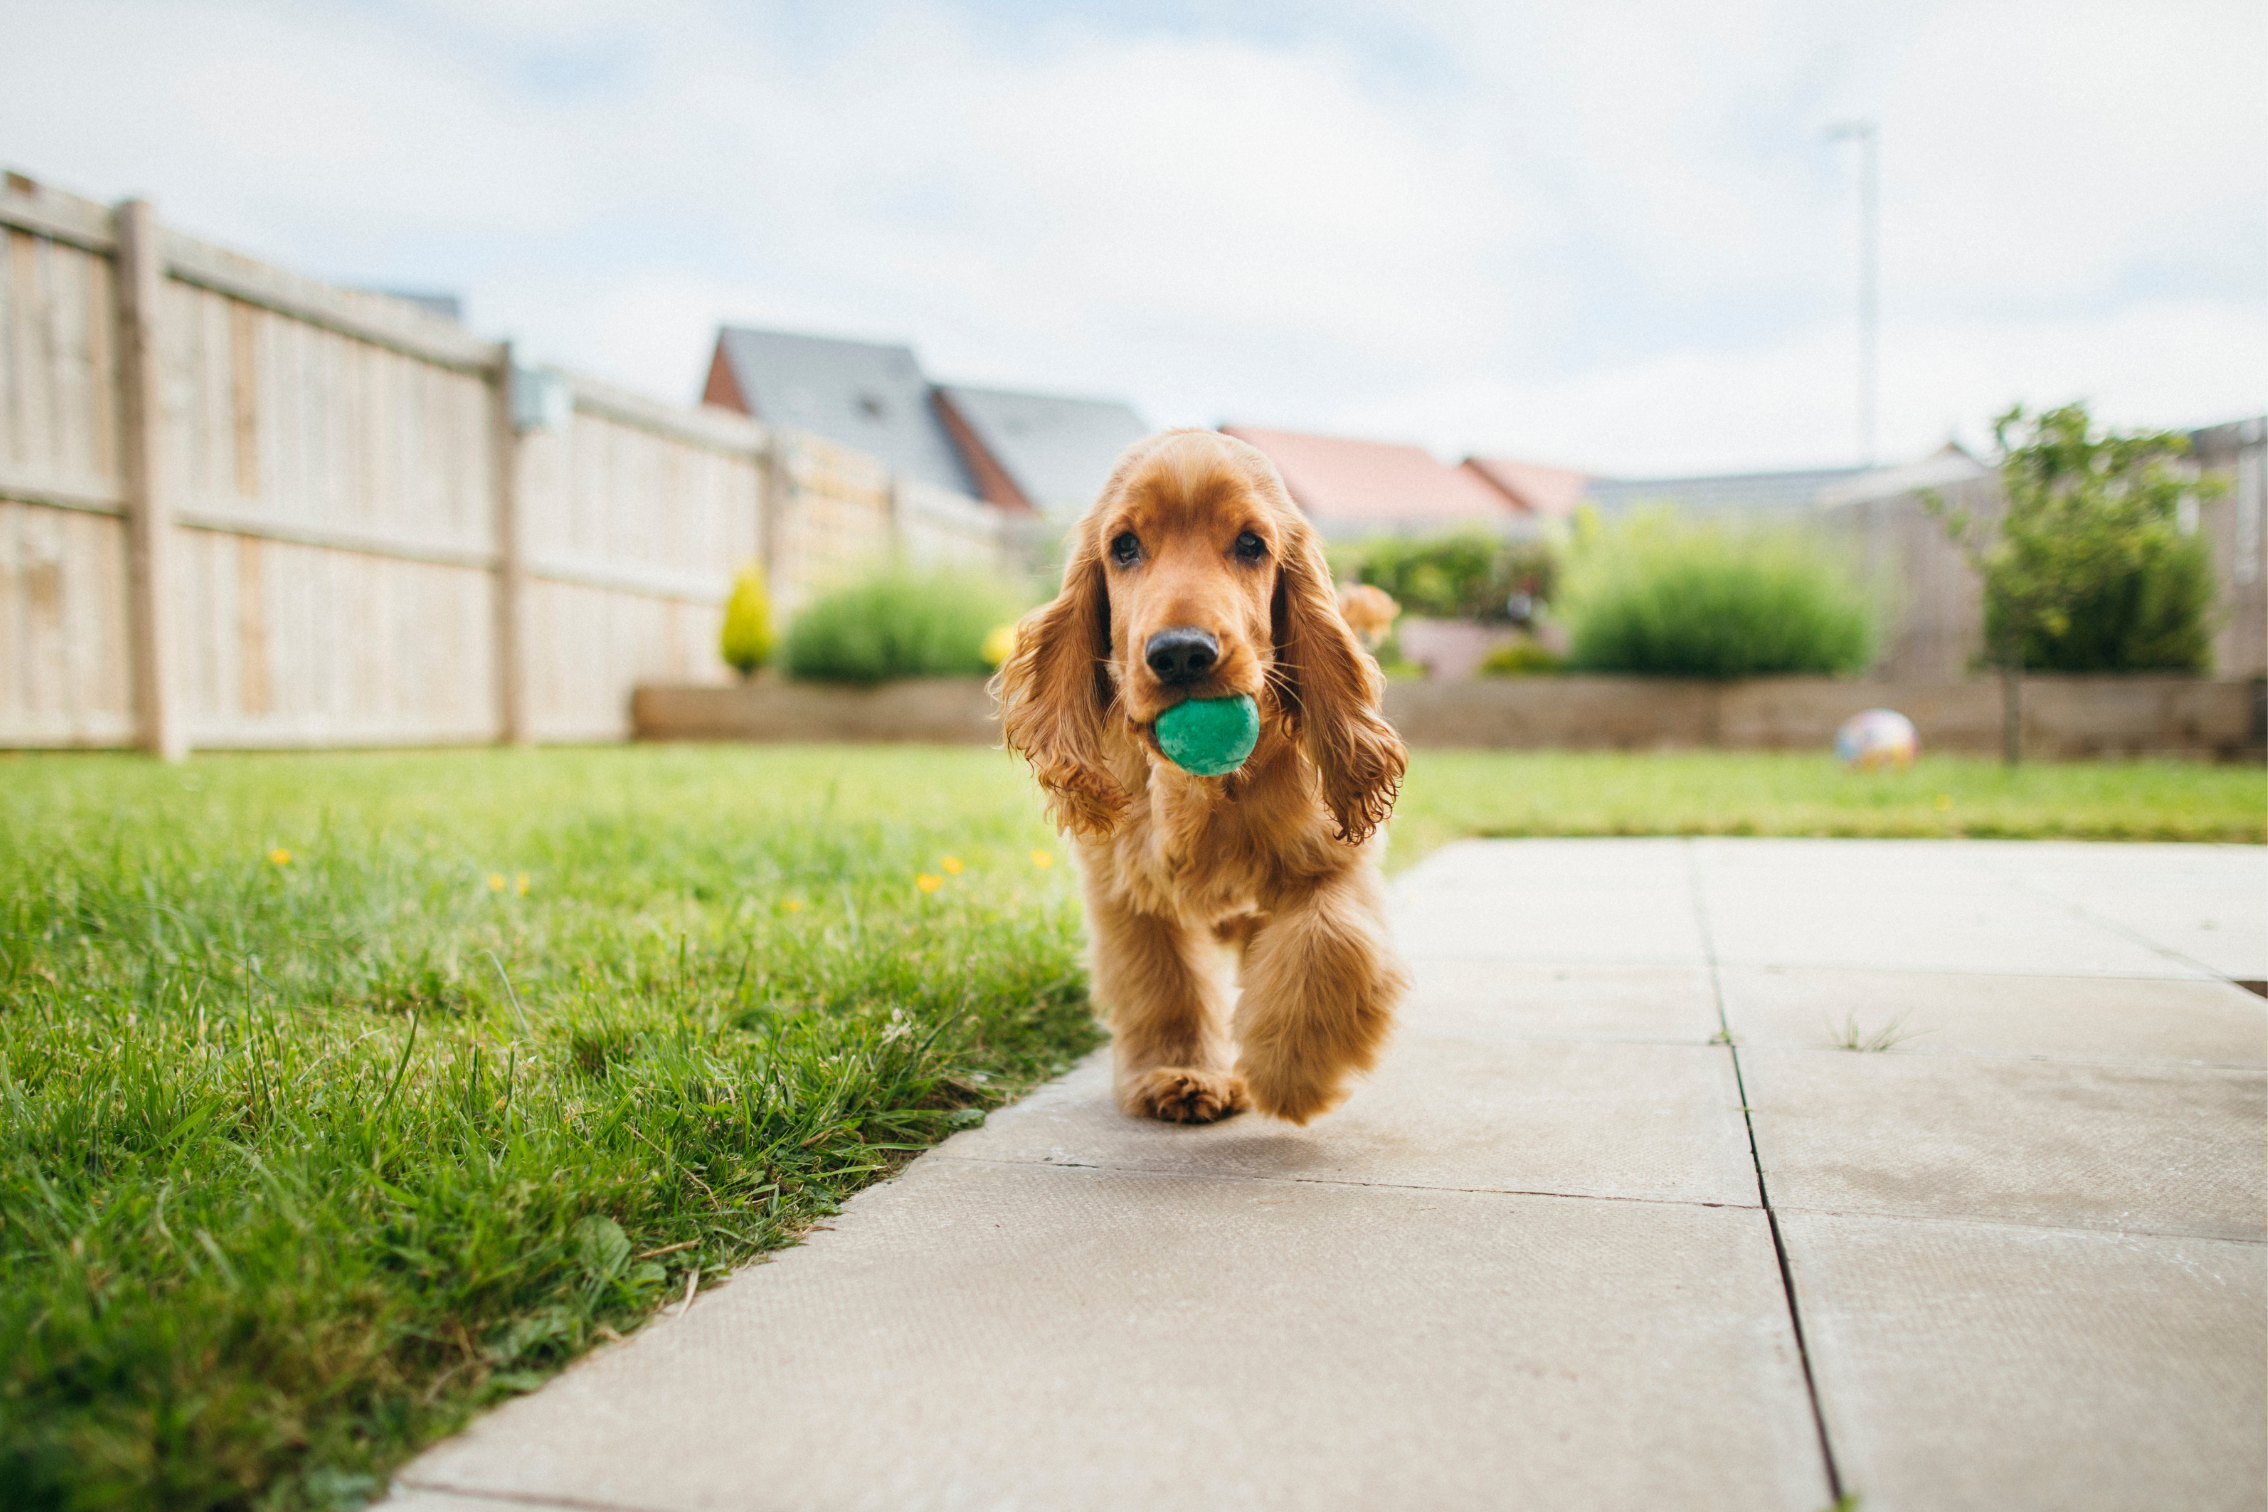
[633,674,2265,759]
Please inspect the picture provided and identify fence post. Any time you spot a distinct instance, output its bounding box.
[112,199,185,761]
[491,344,531,745]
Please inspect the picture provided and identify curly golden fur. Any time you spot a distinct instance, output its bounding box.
[993,430,1410,1125]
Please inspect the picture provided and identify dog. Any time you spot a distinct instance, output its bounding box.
[994,429,1410,1126]
[1335,582,1400,652]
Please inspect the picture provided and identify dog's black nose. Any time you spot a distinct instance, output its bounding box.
[1144,628,1220,686]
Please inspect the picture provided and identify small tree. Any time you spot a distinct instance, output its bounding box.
[719,561,776,678]
[1926,403,2220,766]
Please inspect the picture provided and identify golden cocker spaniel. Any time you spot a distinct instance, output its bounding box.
[994,429,1410,1125]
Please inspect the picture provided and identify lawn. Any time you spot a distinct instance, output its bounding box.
[1389,749,2266,862]
[1,743,2258,1508]
[0,747,1096,1510]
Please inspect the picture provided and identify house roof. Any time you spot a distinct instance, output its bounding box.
[706,326,977,495]
[1580,466,1869,516]
[1463,457,1589,519]
[934,384,1150,521]
[1813,444,1989,509]
[1219,426,1521,535]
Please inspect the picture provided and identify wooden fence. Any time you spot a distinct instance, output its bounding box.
[0,170,1009,753]
[1817,426,2268,683]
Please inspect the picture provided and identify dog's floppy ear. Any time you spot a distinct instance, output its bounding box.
[993,522,1126,836]
[1272,516,1406,844]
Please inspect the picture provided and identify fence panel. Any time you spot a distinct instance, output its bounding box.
[0,198,136,744]
[154,266,504,746]
[0,169,1010,752]
[1818,477,1994,681]
[774,430,894,614]
[516,377,767,742]
[897,476,1008,570]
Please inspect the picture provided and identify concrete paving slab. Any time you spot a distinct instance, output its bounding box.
[400,1159,1829,1512]
[1719,966,2268,1066]
[1693,838,2267,980]
[1392,836,1696,891]
[1391,887,1708,966]
[1690,845,2211,978]
[1782,1211,2267,1512]
[934,1037,1760,1207]
[1403,960,1721,1043]
[1391,838,1708,966]
[1741,1047,2267,1239]
[1998,851,2268,981]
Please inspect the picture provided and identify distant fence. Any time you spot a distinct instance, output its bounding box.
[1818,423,2268,683]
[0,170,1011,753]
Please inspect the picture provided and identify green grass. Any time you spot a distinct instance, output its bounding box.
[2,743,2258,1508]
[0,746,1096,1510]
[1388,748,2258,861]
[1387,749,2265,864]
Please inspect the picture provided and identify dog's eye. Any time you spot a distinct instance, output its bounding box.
[1110,532,1141,567]
[1234,531,1267,563]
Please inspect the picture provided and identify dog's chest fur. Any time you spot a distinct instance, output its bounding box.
[1093,736,1317,925]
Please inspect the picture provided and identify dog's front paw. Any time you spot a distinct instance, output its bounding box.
[1121,1066,1248,1124]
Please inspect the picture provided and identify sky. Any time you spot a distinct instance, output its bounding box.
[4,0,2262,476]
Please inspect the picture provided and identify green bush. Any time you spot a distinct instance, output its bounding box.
[1329,531,1557,622]
[1990,521,2215,673]
[784,569,1023,685]
[1480,640,1564,676]
[1560,511,1875,679]
[719,562,776,675]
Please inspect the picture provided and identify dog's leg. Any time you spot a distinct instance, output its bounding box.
[1233,863,1409,1125]
[1088,888,1246,1124]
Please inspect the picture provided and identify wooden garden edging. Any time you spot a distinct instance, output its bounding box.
[633,674,2265,759]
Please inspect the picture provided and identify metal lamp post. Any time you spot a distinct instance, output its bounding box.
[1825,120,1879,468]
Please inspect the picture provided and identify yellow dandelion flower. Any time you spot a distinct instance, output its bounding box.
[916,873,943,893]
[1030,850,1053,869]
[941,856,964,874]
[516,872,531,895]
[1934,795,1954,811]
[268,848,291,866]
[487,873,507,891]
[783,898,804,913]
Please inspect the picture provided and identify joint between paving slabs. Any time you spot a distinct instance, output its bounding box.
[1684,838,1849,1507]
[928,1151,1762,1210]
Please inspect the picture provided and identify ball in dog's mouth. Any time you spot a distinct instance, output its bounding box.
[1154,694,1259,776]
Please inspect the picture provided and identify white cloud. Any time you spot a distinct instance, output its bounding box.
[0,0,2258,474]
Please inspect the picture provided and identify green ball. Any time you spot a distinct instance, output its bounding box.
[1155,694,1259,777]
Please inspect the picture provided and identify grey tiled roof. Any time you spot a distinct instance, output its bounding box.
[714,327,976,494]
[937,384,1150,520]
[1581,466,1869,516]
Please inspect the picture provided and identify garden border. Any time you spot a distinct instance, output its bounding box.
[632,674,2265,760]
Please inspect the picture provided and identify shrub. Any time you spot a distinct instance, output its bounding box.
[719,562,776,676]
[1560,510,1875,679]
[1933,403,2220,677]
[1480,640,1564,676]
[1994,529,2214,672]
[1330,531,1558,622]
[783,569,1024,685]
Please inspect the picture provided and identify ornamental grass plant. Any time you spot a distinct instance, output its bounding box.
[1560,510,1877,679]
[783,569,1025,685]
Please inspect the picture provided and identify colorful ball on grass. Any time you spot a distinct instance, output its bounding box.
[1155,694,1260,777]
[1836,708,1919,771]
